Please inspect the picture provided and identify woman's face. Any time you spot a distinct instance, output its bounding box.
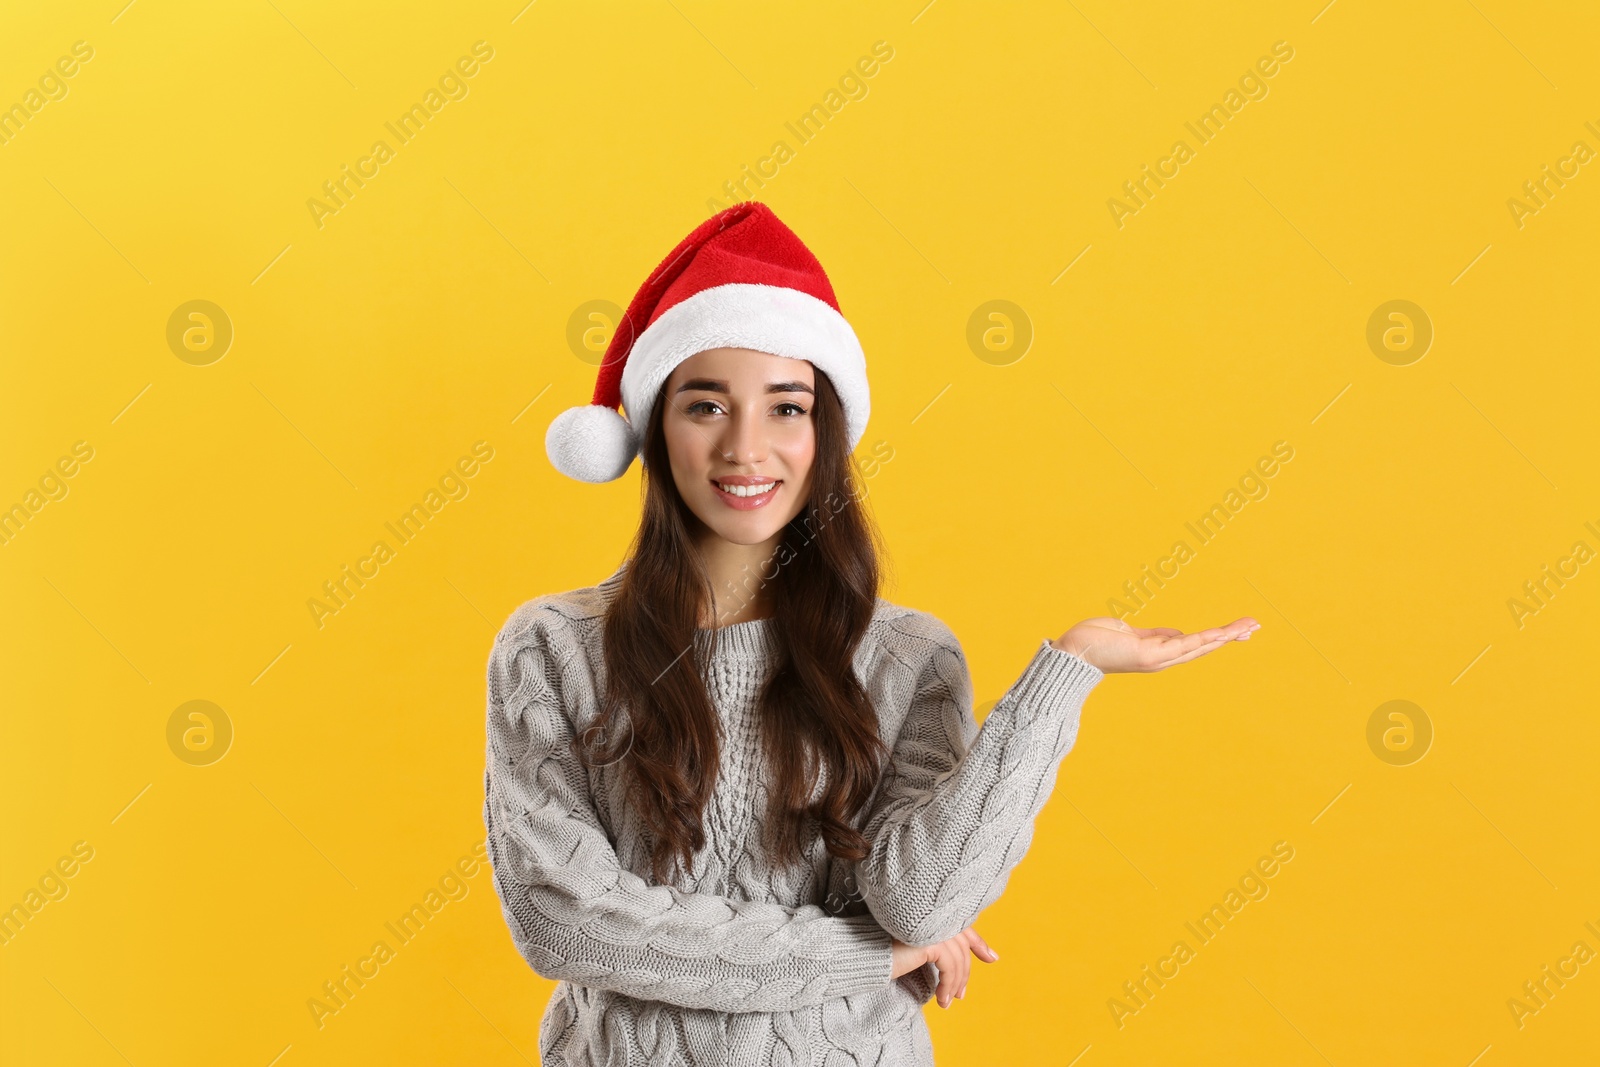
[662,347,817,547]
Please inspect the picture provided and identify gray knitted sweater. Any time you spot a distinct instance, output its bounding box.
[482,568,1103,1065]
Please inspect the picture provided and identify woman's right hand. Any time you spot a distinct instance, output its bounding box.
[890,927,999,1008]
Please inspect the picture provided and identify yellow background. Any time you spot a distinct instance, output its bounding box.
[3,0,1597,1063]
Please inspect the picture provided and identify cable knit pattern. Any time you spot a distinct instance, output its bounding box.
[483,567,1103,1066]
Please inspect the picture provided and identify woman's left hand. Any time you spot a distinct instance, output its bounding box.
[1052,616,1260,674]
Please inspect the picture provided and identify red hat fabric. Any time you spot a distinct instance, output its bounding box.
[545,201,870,483]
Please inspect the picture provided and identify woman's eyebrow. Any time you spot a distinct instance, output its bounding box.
[674,378,814,396]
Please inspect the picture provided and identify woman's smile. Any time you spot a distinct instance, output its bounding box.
[711,476,782,509]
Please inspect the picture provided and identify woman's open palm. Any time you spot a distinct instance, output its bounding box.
[1053,615,1260,673]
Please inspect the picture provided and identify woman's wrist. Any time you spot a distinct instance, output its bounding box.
[1049,638,1089,661]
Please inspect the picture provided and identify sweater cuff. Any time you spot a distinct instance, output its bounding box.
[822,914,895,996]
[1004,640,1104,721]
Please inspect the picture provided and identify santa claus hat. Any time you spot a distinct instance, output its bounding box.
[545,200,870,483]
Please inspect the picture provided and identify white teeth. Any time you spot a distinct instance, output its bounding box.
[715,481,777,497]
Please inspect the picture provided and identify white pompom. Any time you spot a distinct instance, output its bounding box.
[545,404,639,483]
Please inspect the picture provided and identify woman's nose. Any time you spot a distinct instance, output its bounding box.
[718,409,768,465]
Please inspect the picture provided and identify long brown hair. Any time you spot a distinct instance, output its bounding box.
[574,366,892,885]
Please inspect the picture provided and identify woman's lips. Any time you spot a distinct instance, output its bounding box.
[711,478,781,510]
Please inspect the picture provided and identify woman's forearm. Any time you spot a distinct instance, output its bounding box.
[854,638,1103,947]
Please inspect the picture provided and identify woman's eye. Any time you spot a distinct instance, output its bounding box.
[685,400,807,417]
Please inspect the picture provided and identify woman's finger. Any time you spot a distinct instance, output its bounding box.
[935,944,958,1008]
[942,942,967,1003]
[1151,642,1227,671]
[928,928,998,1006]
[965,927,999,963]
[1158,639,1232,668]
[939,941,967,1007]
[1146,624,1255,670]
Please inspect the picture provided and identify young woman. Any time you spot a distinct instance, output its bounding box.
[484,202,1259,1065]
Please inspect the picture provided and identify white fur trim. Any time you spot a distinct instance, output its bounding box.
[545,403,639,483]
[620,283,870,452]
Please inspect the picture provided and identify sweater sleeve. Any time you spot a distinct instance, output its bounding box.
[482,606,894,1013]
[853,624,1104,947]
